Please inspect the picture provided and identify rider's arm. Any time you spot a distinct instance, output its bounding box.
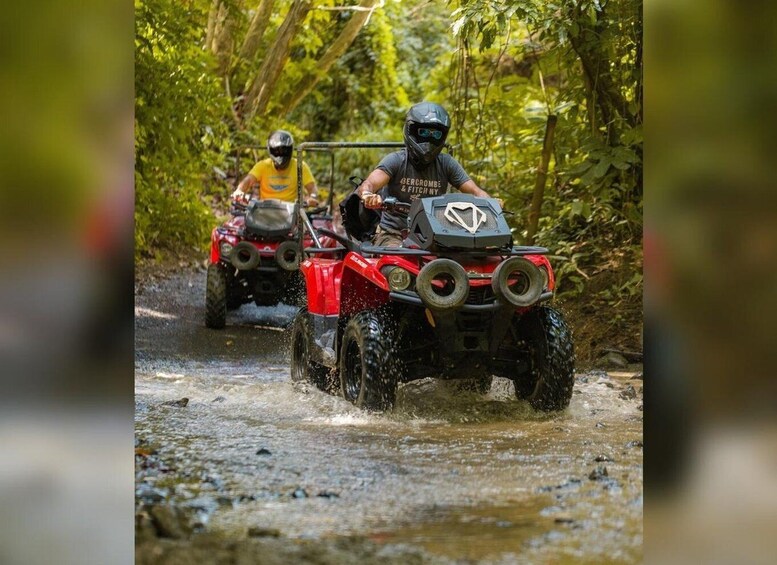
[458,179,490,198]
[358,169,391,209]
[234,174,258,198]
[304,181,319,206]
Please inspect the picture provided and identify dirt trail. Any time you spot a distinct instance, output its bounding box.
[135,268,643,564]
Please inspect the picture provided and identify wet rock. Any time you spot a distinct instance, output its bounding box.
[554,514,575,524]
[576,374,589,384]
[291,488,308,499]
[212,396,226,403]
[247,526,281,538]
[184,496,219,513]
[619,384,637,400]
[135,508,157,542]
[631,372,644,380]
[637,403,643,411]
[161,397,189,408]
[594,455,614,462]
[316,491,339,499]
[136,483,169,503]
[625,440,643,448]
[256,448,272,456]
[599,351,629,368]
[588,465,609,481]
[604,382,615,389]
[148,505,192,539]
[595,422,606,429]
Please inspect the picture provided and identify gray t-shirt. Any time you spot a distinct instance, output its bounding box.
[376,149,471,231]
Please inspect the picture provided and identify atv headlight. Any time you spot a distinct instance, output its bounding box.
[383,266,412,291]
[220,242,234,258]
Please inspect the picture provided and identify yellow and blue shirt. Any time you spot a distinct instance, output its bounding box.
[248,158,315,202]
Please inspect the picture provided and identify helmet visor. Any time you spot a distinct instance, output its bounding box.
[269,145,292,159]
[417,127,444,140]
[409,123,446,146]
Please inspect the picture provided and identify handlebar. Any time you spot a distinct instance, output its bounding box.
[229,198,328,217]
[380,196,411,213]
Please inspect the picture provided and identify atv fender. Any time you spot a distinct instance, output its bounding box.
[300,258,344,315]
[340,253,391,316]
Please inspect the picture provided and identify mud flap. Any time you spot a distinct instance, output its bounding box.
[309,313,339,368]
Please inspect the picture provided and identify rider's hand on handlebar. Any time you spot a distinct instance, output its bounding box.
[361,192,383,209]
[231,189,249,204]
[305,196,319,207]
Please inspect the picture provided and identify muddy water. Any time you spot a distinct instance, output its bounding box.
[135,270,643,563]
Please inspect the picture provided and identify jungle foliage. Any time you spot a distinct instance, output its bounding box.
[135,0,642,321]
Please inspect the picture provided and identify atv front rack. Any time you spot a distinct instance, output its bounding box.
[388,290,553,312]
[303,243,549,258]
[358,244,549,257]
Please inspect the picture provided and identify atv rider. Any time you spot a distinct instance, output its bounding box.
[357,102,492,247]
[232,130,319,207]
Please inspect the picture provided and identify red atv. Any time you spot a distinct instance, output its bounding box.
[205,197,338,328]
[289,143,575,412]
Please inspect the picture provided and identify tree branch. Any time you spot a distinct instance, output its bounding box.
[237,0,276,63]
[283,0,378,116]
[242,0,313,121]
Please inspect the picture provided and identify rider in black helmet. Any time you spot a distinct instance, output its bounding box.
[232,130,319,206]
[266,129,294,170]
[357,102,492,247]
[403,101,451,167]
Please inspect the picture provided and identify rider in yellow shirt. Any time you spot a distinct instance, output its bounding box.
[232,130,319,206]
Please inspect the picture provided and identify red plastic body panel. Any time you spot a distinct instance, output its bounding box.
[300,258,344,315]
[209,213,337,265]
[301,250,557,316]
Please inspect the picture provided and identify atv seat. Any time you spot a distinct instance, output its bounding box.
[317,228,361,253]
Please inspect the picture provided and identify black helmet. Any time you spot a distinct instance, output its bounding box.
[267,130,294,170]
[403,102,450,167]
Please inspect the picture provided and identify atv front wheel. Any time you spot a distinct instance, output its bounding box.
[512,306,575,411]
[290,308,331,391]
[205,263,228,329]
[339,311,397,411]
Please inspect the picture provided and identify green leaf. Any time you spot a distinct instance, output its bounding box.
[592,158,611,179]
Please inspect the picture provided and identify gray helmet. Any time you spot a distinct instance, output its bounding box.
[403,102,450,167]
[267,130,294,169]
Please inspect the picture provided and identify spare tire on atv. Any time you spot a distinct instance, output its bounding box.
[339,311,398,411]
[510,305,575,411]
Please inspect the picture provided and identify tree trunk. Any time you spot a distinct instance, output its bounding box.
[212,1,241,77]
[242,0,312,121]
[238,0,276,62]
[282,0,377,116]
[205,0,221,51]
[568,4,635,136]
[526,115,557,245]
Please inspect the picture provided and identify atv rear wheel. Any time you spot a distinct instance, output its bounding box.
[339,311,397,411]
[290,308,330,391]
[205,263,228,329]
[511,306,575,411]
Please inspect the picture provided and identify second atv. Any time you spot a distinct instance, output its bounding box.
[205,198,338,328]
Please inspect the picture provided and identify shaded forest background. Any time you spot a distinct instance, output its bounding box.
[135,0,643,360]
